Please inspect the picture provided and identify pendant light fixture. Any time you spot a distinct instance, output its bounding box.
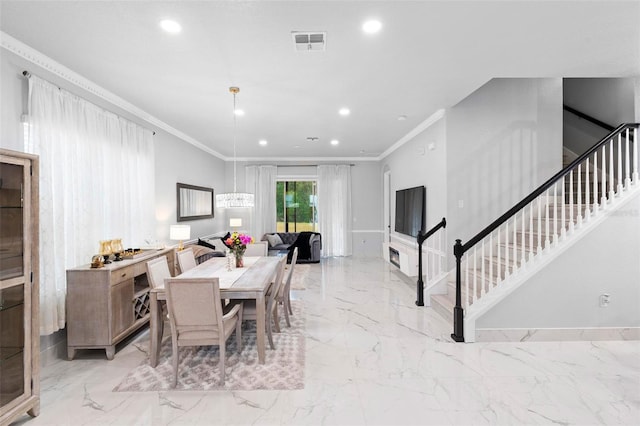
[216,86,255,208]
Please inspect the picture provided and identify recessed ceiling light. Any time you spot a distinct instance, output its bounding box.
[259,140,268,146]
[159,19,182,34]
[339,108,350,116]
[362,20,382,34]
[331,139,340,146]
[397,115,407,121]
[234,109,245,116]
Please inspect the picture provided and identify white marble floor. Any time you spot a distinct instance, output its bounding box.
[14,257,640,425]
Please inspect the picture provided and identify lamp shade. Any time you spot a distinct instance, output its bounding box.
[169,225,190,241]
[229,218,242,227]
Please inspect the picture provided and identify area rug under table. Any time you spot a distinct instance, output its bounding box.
[288,264,310,290]
[114,302,305,391]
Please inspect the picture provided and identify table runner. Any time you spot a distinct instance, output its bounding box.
[218,256,259,288]
[178,256,260,289]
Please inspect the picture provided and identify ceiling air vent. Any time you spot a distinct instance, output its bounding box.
[292,31,326,52]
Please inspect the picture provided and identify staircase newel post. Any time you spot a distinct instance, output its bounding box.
[415,230,426,306]
[451,239,465,342]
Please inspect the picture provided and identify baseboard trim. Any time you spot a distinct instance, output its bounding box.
[475,327,640,342]
[40,334,68,366]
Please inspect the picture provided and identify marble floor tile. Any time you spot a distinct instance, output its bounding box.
[12,257,640,426]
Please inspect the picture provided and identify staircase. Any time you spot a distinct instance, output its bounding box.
[431,123,639,341]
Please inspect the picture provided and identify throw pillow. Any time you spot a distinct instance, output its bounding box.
[266,233,283,247]
[204,237,226,251]
[197,238,216,250]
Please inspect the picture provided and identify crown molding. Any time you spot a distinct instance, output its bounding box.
[234,156,380,163]
[379,108,446,160]
[1,31,225,160]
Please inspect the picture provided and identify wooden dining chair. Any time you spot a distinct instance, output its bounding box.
[277,247,298,327]
[164,277,243,387]
[232,255,286,349]
[146,256,172,343]
[176,247,197,273]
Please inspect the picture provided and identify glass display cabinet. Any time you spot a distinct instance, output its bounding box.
[0,149,39,424]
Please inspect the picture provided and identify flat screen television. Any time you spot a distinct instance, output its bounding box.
[395,186,425,237]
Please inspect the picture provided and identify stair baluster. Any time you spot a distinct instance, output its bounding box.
[577,165,582,228]
[600,145,607,209]
[633,128,638,182]
[624,130,631,189]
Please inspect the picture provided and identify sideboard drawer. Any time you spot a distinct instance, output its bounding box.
[110,266,134,286]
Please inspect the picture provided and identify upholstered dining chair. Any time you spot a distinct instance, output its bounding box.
[243,241,268,257]
[146,256,172,342]
[277,247,298,327]
[176,247,197,273]
[233,255,286,350]
[164,277,243,387]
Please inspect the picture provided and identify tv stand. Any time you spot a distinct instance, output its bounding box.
[382,238,418,277]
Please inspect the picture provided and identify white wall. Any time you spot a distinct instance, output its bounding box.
[350,162,383,257]
[446,78,563,264]
[380,115,448,248]
[154,131,227,244]
[564,78,636,126]
[476,191,640,329]
[563,77,637,156]
[1,48,30,150]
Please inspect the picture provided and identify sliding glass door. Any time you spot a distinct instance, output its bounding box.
[276,180,317,232]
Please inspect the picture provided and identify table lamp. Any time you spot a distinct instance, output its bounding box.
[170,225,190,251]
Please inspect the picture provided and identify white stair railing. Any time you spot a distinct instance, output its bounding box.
[451,123,639,342]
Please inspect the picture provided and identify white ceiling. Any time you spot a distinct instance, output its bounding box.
[1,1,639,160]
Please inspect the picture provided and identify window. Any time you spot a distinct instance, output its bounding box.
[276,180,317,232]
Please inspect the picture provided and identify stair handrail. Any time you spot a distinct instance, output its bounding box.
[451,122,640,342]
[416,217,446,306]
[463,123,637,252]
[563,104,615,132]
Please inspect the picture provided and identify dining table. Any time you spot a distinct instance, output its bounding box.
[148,255,281,367]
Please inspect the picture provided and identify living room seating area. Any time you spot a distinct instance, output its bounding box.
[262,232,322,263]
[184,231,322,264]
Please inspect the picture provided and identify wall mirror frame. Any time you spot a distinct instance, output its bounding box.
[176,182,214,222]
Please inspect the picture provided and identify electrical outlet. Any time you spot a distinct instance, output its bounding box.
[599,293,610,307]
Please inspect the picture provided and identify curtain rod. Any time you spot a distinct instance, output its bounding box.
[21,69,156,136]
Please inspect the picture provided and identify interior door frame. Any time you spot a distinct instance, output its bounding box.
[383,170,391,242]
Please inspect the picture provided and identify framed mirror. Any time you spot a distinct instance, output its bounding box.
[177,183,214,221]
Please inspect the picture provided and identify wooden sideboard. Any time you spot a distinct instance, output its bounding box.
[66,248,175,360]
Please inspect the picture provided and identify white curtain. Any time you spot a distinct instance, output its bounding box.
[26,76,155,335]
[317,165,352,257]
[245,165,277,240]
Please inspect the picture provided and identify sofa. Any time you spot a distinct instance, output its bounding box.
[261,232,322,263]
[183,233,230,264]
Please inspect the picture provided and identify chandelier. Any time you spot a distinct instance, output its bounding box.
[216,86,254,208]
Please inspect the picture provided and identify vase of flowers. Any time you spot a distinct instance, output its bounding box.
[225,232,254,268]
